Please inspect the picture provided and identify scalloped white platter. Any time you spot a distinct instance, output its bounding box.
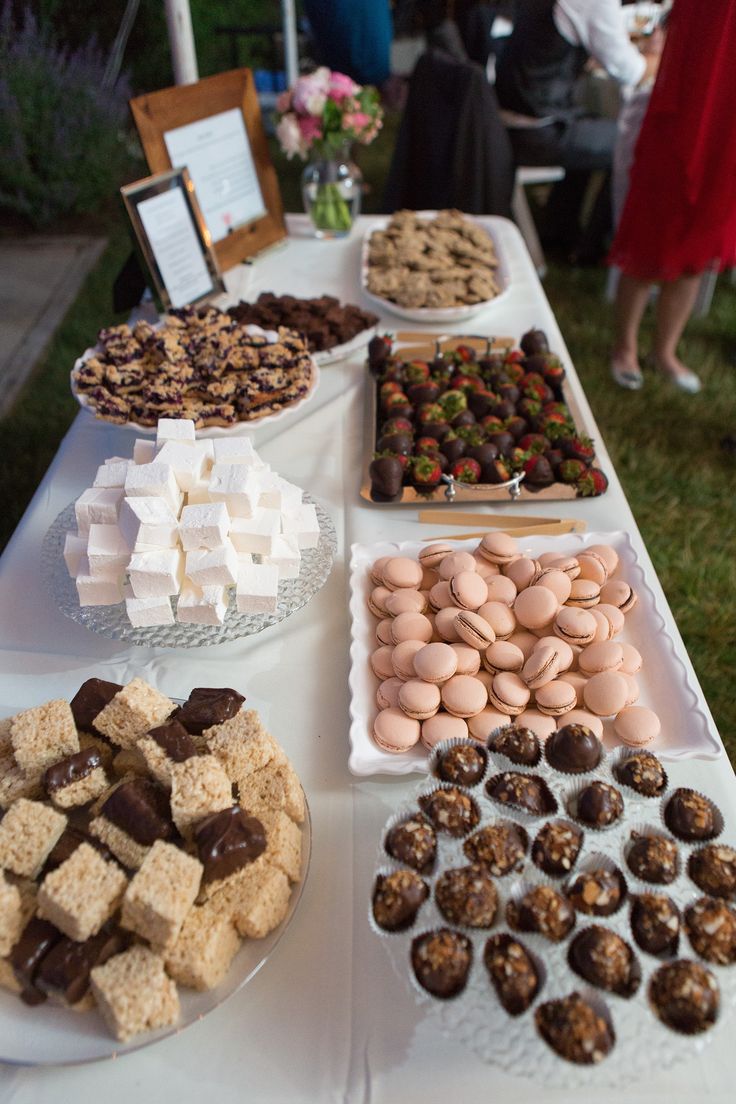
[348,531,722,777]
[360,212,511,324]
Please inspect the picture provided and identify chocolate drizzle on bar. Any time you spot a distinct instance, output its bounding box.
[101,778,174,846]
[174,687,245,736]
[148,719,198,763]
[69,679,122,734]
[194,805,266,884]
[44,747,103,795]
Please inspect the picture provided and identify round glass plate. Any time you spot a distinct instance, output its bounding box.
[42,494,337,648]
[0,797,311,1066]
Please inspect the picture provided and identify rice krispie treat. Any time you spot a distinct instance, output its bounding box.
[163,903,240,990]
[237,759,305,824]
[121,841,202,948]
[169,755,232,837]
[0,799,67,878]
[205,710,287,784]
[138,718,199,788]
[43,747,108,809]
[205,858,291,940]
[259,808,302,884]
[91,945,179,1042]
[94,679,174,750]
[10,700,79,778]
[37,842,127,941]
[0,872,23,956]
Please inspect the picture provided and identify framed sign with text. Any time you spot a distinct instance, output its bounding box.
[130,68,287,271]
[121,168,225,310]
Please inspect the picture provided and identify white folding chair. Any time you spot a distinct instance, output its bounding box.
[511,165,566,277]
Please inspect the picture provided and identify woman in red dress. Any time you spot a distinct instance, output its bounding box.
[609,0,736,392]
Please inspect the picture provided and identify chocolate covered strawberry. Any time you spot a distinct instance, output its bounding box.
[404,359,431,384]
[504,415,528,440]
[523,455,555,486]
[369,456,404,501]
[416,436,442,457]
[380,416,413,436]
[368,333,393,372]
[487,457,513,483]
[380,381,403,404]
[411,455,443,493]
[563,434,596,465]
[481,415,505,433]
[575,468,609,497]
[518,433,550,454]
[558,458,587,484]
[383,391,412,418]
[440,432,466,463]
[438,389,468,418]
[520,327,549,356]
[450,458,481,484]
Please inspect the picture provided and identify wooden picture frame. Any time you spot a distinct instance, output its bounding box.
[130,68,287,272]
[121,168,225,311]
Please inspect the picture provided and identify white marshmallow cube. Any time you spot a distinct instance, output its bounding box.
[236,563,279,614]
[93,460,130,488]
[185,480,211,506]
[76,556,123,606]
[185,540,238,587]
[263,534,301,580]
[229,509,280,556]
[177,581,228,626]
[124,462,181,515]
[258,472,302,513]
[179,502,230,551]
[212,437,265,469]
[133,438,157,465]
[208,463,259,518]
[236,552,253,570]
[123,585,175,628]
[74,487,123,534]
[156,418,196,449]
[118,497,179,550]
[281,503,320,549]
[86,524,130,575]
[156,441,207,492]
[63,533,87,578]
[128,548,183,598]
[193,439,215,473]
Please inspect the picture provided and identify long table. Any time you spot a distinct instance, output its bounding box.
[0,215,733,1102]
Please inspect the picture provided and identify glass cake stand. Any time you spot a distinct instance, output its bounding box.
[0,798,311,1066]
[41,494,337,648]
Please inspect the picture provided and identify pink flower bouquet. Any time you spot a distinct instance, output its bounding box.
[276,68,383,235]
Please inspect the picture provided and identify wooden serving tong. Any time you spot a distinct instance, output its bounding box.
[418,509,586,540]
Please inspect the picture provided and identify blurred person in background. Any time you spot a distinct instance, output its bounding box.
[303,0,392,87]
[609,0,736,392]
[495,0,660,260]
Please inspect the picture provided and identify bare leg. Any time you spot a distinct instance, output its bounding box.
[610,272,651,388]
[653,273,702,390]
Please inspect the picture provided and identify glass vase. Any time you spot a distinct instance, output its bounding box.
[301,145,363,239]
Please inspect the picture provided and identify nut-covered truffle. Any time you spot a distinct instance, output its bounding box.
[545,724,602,774]
[574,782,624,829]
[372,870,429,932]
[484,933,540,1015]
[419,787,480,837]
[463,823,528,876]
[630,893,680,956]
[649,960,719,1034]
[688,844,736,900]
[566,867,626,917]
[507,885,575,942]
[411,928,472,999]
[664,789,721,843]
[435,865,498,928]
[435,743,487,787]
[485,772,557,816]
[684,897,736,965]
[532,820,583,877]
[385,814,437,874]
[627,832,679,884]
[614,751,667,797]
[535,992,614,1064]
[488,725,541,767]
[568,925,640,996]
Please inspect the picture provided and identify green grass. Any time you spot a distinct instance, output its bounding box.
[1,123,733,763]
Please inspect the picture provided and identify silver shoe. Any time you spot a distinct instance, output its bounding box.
[611,360,644,390]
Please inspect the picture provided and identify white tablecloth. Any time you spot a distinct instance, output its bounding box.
[0,216,733,1102]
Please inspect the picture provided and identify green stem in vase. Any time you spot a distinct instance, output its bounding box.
[311,182,353,231]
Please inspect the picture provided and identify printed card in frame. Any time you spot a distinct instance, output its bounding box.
[121,168,225,311]
[130,68,287,272]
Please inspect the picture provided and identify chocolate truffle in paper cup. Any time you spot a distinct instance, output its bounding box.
[545,722,603,775]
[532,819,584,877]
[372,869,429,932]
[684,897,736,965]
[485,771,558,817]
[688,843,736,900]
[463,821,528,876]
[535,991,615,1065]
[484,933,542,1016]
[614,750,668,798]
[419,786,480,838]
[506,883,575,942]
[433,741,487,787]
[384,813,437,874]
[411,927,473,999]
[571,781,624,830]
[626,830,679,885]
[568,925,641,997]
[566,862,627,918]
[435,865,498,928]
[663,788,723,843]
[630,892,680,957]
[649,960,719,1035]
[488,723,541,767]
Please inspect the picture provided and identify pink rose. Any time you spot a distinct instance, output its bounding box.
[297,114,323,147]
[328,71,360,104]
[276,113,306,159]
[293,66,331,116]
[343,111,372,133]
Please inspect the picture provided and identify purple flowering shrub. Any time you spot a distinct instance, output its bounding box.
[0,4,131,225]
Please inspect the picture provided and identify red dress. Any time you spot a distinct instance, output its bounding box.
[609,0,736,281]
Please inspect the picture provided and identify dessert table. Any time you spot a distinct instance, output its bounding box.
[0,215,733,1101]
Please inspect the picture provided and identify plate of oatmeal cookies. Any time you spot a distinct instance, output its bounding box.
[0,680,311,1064]
[361,210,509,323]
[70,309,319,434]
